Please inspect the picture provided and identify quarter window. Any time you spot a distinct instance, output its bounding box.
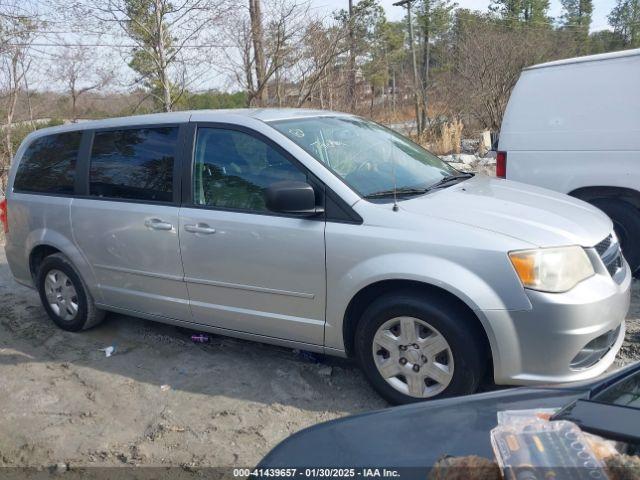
[193,128,306,212]
[89,127,178,203]
[14,131,82,194]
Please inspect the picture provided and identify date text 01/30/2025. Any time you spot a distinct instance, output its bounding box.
[235,468,402,478]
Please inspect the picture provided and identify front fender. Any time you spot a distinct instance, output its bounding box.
[324,253,531,354]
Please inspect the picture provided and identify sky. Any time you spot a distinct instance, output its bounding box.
[29,0,619,94]
[312,0,618,30]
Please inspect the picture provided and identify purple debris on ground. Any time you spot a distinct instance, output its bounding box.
[191,334,210,343]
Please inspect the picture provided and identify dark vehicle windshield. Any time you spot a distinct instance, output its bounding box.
[269,116,458,198]
[593,366,640,407]
[554,366,640,445]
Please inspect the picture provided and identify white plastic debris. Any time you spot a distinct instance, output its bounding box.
[100,346,115,358]
[160,384,171,392]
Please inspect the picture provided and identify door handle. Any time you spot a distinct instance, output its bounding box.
[145,218,173,231]
[184,223,216,235]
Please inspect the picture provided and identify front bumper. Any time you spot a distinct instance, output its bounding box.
[483,257,631,386]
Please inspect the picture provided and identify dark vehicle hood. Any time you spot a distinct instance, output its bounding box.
[260,387,590,469]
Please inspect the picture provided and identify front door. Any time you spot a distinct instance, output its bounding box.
[179,125,326,345]
[71,125,190,320]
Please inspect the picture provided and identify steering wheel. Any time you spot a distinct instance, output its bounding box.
[344,137,392,174]
[353,160,375,173]
[352,156,396,176]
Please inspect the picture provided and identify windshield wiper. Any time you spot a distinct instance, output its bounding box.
[364,187,428,199]
[426,172,474,191]
[364,173,474,199]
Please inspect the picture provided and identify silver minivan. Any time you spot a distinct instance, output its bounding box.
[1,109,631,404]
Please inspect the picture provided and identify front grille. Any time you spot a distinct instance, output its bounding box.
[570,324,621,370]
[605,252,624,277]
[594,234,623,279]
[594,235,612,256]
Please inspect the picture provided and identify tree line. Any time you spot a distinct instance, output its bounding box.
[1,0,639,189]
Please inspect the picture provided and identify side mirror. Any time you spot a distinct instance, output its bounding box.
[265,181,323,216]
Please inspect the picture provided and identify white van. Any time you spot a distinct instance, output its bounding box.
[498,48,640,274]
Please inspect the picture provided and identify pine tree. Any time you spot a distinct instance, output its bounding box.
[335,0,385,110]
[522,0,550,24]
[415,0,455,130]
[490,0,550,26]
[561,0,593,54]
[125,0,176,112]
[608,0,640,47]
[363,19,404,114]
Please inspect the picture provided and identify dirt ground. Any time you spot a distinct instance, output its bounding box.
[0,242,638,471]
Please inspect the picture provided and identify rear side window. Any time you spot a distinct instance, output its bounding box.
[14,132,82,194]
[89,127,178,203]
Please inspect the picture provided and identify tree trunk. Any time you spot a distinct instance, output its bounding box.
[72,90,78,122]
[22,59,35,130]
[419,2,430,133]
[369,84,374,115]
[392,70,396,115]
[275,69,283,107]
[420,40,430,131]
[156,0,172,112]
[406,4,421,133]
[5,55,21,162]
[250,0,268,106]
[347,0,357,112]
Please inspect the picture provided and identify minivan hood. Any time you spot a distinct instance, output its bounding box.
[401,176,611,247]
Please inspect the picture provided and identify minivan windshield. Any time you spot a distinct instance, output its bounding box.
[270,116,458,198]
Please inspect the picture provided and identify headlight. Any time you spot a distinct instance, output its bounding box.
[509,246,595,293]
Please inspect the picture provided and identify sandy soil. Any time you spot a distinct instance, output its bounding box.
[0,244,638,471]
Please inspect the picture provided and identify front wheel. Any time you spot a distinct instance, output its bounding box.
[355,291,487,405]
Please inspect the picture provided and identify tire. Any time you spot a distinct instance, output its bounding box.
[36,253,105,332]
[355,290,487,405]
[591,199,640,276]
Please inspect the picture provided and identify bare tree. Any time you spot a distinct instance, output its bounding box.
[287,21,349,107]
[71,0,231,112]
[54,44,115,121]
[451,18,554,131]
[223,0,311,106]
[0,51,27,185]
[0,1,38,189]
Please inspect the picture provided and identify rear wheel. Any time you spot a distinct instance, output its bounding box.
[591,199,640,276]
[355,291,487,405]
[36,253,105,332]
